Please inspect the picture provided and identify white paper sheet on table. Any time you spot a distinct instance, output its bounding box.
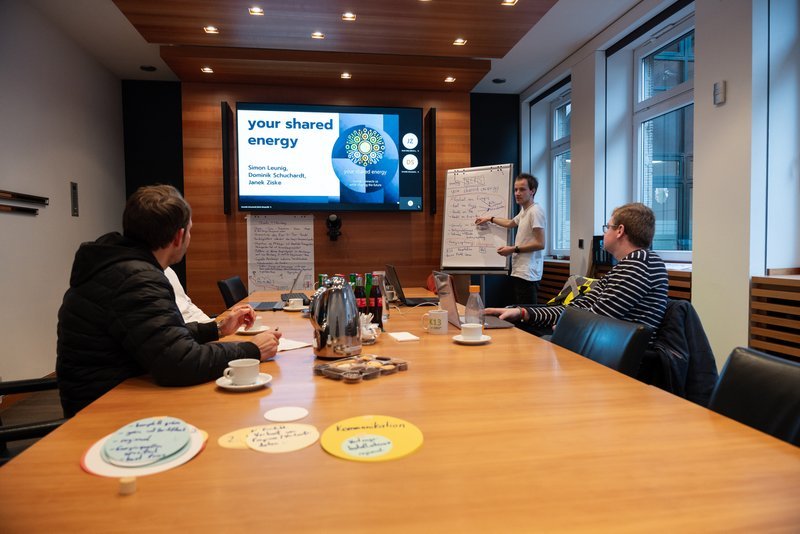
[278,338,312,351]
[387,332,420,342]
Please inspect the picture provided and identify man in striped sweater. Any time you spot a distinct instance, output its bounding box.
[486,203,668,337]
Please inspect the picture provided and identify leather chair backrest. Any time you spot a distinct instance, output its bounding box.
[1,377,67,466]
[217,276,247,308]
[708,347,800,446]
[550,307,652,377]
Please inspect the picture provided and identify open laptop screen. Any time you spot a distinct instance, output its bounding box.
[384,264,407,302]
[433,271,514,329]
[433,271,462,328]
[385,264,438,306]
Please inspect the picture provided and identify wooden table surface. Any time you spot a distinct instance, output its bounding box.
[1,290,798,532]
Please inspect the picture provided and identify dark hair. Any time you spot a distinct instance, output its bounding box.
[515,173,539,194]
[123,185,191,250]
[611,203,656,249]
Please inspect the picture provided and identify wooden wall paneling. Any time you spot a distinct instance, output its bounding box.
[539,260,571,304]
[750,276,800,361]
[767,267,800,275]
[667,270,692,301]
[181,83,470,314]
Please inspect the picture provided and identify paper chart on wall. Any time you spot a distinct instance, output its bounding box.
[247,214,315,292]
[440,164,513,271]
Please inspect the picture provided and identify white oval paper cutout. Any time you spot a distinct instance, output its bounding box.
[264,406,309,422]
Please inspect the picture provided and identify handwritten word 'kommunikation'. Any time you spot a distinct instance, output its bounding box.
[335,420,406,432]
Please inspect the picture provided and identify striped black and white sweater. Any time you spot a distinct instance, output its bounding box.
[522,249,668,335]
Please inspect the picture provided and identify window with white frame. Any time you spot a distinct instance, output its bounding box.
[551,94,571,254]
[633,19,694,259]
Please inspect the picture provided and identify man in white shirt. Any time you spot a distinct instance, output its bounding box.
[164,266,212,323]
[475,173,546,304]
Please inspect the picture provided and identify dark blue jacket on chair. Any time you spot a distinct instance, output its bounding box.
[637,299,719,406]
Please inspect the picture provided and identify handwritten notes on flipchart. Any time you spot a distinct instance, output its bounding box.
[440,164,513,270]
[247,214,315,292]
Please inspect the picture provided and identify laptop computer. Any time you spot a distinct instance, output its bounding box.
[251,300,280,312]
[250,270,309,311]
[384,264,439,307]
[279,269,310,305]
[433,271,514,330]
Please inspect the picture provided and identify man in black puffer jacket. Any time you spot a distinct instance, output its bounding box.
[57,185,281,417]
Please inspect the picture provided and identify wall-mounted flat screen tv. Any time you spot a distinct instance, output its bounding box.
[236,103,423,212]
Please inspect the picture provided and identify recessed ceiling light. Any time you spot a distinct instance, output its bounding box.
[342,12,356,21]
[492,78,506,84]
[444,76,456,83]
[501,0,518,6]
[140,65,157,72]
[311,31,325,39]
[203,26,219,34]
[453,38,467,46]
[248,7,264,15]
[200,67,214,74]
[341,72,352,79]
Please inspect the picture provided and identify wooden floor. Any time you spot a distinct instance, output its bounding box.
[0,389,63,461]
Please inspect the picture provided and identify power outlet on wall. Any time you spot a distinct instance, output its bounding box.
[70,181,79,216]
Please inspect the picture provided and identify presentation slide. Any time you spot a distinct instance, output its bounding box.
[236,103,423,212]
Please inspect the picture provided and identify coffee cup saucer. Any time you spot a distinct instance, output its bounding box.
[283,305,305,312]
[237,325,269,335]
[215,373,272,391]
[452,334,491,345]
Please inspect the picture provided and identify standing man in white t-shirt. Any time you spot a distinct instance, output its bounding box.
[475,173,546,304]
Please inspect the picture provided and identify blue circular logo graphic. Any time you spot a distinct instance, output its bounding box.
[346,127,386,166]
[332,125,398,195]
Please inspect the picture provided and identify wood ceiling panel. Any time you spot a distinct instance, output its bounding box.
[162,46,490,91]
[114,0,557,91]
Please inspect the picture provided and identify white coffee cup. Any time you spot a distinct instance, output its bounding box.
[460,322,483,341]
[288,298,304,309]
[385,285,398,302]
[223,358,260,385]
[248,316,263,331]
[421,309,448,335]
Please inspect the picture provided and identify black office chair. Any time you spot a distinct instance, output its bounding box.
[217,276,248,308]
[0,377,68,466]
[550,307,652,377]
[708,347,800,446]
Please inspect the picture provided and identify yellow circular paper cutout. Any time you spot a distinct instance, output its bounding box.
[245,424,319,453]
[321,415,423,462]
[217,427,253,449]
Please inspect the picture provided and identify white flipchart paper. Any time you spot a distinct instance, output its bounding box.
[246,214,315,292]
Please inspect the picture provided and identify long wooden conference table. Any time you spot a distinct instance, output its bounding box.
[1,289,798,532]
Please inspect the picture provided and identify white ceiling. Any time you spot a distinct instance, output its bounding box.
[29,0,641,95]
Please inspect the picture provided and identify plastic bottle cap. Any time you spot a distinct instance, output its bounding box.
[469,285,480,292]
[119,477,137,495]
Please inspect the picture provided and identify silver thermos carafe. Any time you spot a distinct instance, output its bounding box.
[310,275,362,359]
